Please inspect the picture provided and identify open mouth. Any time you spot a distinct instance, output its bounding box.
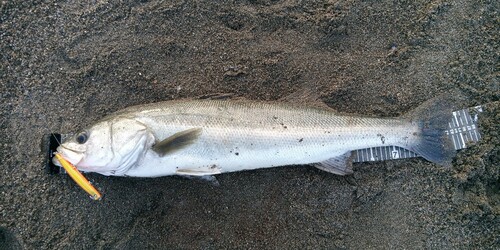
[53,145,84,167]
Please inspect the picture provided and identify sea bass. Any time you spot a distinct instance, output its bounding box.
[53,99,455,177]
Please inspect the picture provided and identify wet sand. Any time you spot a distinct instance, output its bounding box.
[1,0,498,248]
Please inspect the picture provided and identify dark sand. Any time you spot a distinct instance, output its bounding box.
[1,0,498,249]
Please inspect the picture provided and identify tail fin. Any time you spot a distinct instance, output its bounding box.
[404,93,464,167]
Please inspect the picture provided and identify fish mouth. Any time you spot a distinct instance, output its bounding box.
[53,145,85,167]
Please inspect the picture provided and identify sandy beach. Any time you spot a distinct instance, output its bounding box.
[1,0,498,248]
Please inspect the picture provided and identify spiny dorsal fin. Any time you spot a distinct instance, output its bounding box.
[281,86,334,111]
[314,151,354,175]
[196,93,236,100]
[152,128,202,157]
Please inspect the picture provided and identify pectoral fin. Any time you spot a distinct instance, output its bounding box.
[314,152,354,175]
[176,165,222,176]
[152,128,202,157]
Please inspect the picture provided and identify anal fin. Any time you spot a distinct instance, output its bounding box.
[314,152,354,175]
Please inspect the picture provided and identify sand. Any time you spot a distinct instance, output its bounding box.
[1,0,498,248]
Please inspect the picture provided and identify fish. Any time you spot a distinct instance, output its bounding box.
[53,98,456,177]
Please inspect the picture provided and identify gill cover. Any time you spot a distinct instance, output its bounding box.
[69,117,155,176]
[104,118,155,175]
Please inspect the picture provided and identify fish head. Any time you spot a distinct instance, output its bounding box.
[54,117,154,176]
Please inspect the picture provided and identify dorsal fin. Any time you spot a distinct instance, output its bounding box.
[281,86,333,111]
[152,128,202,157]
[196,93,237,100]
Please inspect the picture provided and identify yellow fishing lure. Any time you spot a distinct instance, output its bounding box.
[54,153,102,200]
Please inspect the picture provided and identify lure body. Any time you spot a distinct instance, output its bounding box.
[54,153,102,200]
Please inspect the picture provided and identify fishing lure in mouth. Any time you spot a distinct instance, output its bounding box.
[53,153,102,200]
[44,133,102,200]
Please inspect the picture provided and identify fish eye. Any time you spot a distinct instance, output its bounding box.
[76,132,88,144]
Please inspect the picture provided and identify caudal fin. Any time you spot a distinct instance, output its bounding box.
[404,93,464,167]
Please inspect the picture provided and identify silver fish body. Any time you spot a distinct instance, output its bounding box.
[55,99,455,177]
